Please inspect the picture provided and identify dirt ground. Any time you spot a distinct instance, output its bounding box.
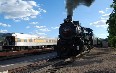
[56,48,116,73]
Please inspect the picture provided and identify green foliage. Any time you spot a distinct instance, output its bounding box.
[109,36,116,48]
[106,0,116,48]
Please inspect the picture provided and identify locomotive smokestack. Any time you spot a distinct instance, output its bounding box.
[65,0,95,16]
[67,15,72,21]
[64,15,72,22]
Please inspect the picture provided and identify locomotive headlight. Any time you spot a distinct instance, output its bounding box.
[63,28,70,32]
[61,27,72,38]
[62,27,71,34]
[59,23,76,39]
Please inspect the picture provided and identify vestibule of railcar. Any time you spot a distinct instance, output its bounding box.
[4,36,15,46]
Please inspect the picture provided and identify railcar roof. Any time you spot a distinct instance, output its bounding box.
[0,33,57,39]
[12,33,39,39]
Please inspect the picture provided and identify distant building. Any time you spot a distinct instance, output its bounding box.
[101,38,108,48]
[93,37,108,48]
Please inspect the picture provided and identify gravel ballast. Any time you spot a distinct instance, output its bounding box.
[56,48,116,73]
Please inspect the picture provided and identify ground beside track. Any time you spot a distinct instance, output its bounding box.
[55,48,116,73]
[0,52,57,72]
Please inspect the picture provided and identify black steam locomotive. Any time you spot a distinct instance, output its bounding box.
[57,15,93,58]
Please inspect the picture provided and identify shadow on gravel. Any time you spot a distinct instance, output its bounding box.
[88,52,109,56]
[81,51,108,60]
[70,59,103,67]
[82,55,98,60]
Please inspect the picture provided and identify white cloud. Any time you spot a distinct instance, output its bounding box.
[23,17,30,21]
[102,13,110,17]
[51,27,59,29]
[106,8,110,11]
[91,8,112,28]
[0,29,8,33]
[26,26,30,29]
[36,32,47,38]
[13,19,20,22]
[0,22,11,27]
[99,10,105,14]
[106,8,110,10]
[96,33,108,39]
[31,16,36,18]
[38,8,46,13]
[90,20,108,28]
[0,0,46,20]
[36,32,47,35]
[29,30,47,38]
[100,17,109,20]
[35,25,51,32]
[39,28,51,32]
[30,22,38,25]
[35,25,46,29]
[35,30,47,35]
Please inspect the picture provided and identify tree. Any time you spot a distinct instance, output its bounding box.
[106,0,116,48]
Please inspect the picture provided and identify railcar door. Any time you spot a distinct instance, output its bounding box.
[4,36,15,46]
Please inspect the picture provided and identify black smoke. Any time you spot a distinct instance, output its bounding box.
[65,0,95,16]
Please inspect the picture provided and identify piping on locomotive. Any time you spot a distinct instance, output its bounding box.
[0,33,57,57]
[56,15,93,58]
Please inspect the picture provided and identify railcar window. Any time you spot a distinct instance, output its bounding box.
[49,40,51,42]
[17,38,21,42]
[29,39,32,42]
[46,40,48,42]
[24,39,27,42]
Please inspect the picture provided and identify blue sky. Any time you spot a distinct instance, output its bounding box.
[0,0,113,38]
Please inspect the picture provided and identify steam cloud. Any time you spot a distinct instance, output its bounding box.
[66,0,95,16]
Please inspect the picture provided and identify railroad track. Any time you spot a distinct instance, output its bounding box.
[0,48,54,61]
[0,52,57,73]
[38,50,89,73]
[1,50,90,73]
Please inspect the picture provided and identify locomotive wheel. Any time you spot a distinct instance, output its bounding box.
[74,39,84,55]
[57,46,68,58]
[56,41,63,58]
[57,41,70,59]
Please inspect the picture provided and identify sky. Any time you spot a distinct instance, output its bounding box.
[0,0,113,38]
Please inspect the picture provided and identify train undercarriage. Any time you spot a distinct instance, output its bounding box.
[0,45,55,59]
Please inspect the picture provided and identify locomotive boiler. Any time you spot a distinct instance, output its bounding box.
[57,15,93,58]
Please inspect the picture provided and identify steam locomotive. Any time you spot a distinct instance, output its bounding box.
[57,15,93,58]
